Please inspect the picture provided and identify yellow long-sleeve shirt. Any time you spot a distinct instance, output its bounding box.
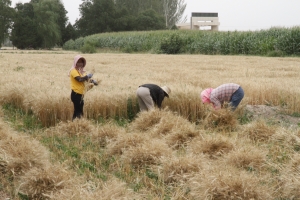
[70,69,86,94]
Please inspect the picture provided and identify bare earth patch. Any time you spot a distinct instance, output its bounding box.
[245,105,300,129]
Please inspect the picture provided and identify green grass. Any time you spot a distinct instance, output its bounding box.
[237,110,253,125]
[291,112,300,117]
[2,103,43,132]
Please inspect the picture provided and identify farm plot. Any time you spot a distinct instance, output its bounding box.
[1,50,300,199]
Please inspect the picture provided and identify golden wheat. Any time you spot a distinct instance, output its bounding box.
[1,51,300,126]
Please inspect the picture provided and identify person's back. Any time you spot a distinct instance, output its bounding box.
[137,84,171,111]
[201,83,244,111]
[210,83,240,107]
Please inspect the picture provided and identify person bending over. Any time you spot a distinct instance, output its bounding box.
[200,83,244,111]
[136,84,171,111]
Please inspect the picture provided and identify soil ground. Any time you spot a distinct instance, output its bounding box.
[245,105,300,129]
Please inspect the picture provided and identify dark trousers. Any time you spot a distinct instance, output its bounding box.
[230,87,244,111]
[71,90,84,120]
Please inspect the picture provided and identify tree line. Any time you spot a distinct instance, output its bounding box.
[0,0,186,49]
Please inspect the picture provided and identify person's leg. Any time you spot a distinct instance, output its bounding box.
[71,91,76,120]
[136,87,154,111]
[137,87,147,111]
[230,87,244,111]
[78,98,84,118]
[71,90,83,120]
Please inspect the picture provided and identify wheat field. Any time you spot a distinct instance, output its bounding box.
[1,49,300,125]
[1,49,300,199]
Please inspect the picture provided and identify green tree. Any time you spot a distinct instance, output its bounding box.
[113,7,135,31]
[135,9,165,31]
[114,0,187,29]
[0,0,15,46]
[64,22,77,41]
[163,0,187,29]
[11,3,42,49]
[54,0,68,45]
[76,0,116,36]
[11,0,67,49]
[114,0,163,16]
[32,0,61,48]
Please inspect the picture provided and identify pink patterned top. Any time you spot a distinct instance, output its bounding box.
[210,83,240,109]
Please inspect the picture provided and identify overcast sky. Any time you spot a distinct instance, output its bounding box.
[10,0,300,31]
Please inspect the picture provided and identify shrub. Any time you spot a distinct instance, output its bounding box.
[73,37,85,50]
[62,39,75,50]
[160,33,183,54]
[80,42,97,54]
[266,50,285,57]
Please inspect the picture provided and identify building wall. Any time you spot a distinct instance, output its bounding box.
[176,13,220,31]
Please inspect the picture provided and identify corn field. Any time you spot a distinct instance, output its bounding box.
[63,27,300,55]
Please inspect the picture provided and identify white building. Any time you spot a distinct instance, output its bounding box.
[177,12,220,31]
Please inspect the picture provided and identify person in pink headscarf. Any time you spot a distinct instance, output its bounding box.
[200,83,244,111]
[69,55,98,120]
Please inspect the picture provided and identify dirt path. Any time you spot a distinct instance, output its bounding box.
[245,105,300,129]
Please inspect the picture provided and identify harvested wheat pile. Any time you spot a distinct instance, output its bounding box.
[150,110,197,136]
[278,154,300,199]
[129,109,162,132]
[202,108,238,132]
[241,120,277,142]
[188,135,234,159]
[164,128,200,149]
[121,139,172,168]
[54,176,142,200]
[270,128,300,149]
[156,154,204,184]
[0,133,50,177]
[93,122,125,147]
[106,132,148,156]
[17,164,75,199]
[88,177,141,199]
[46,118,96,137]
[225,145,267,171]
[130,108,200,148]
[188,166,273,199]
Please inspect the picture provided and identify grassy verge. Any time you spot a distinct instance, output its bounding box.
[2,103,43,132]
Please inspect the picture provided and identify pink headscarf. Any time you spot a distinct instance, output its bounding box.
[200,88,213,103]
[68,55,86,76]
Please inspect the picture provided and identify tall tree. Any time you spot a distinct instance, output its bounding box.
[76,0,116,36]
[114,0,187,29]
[135,9,165,31]
[54,0,69,45]
[32,0,61,48]
[114,0,162,16]
[64,22,77,41]
[0,0,15,46]
[11,3,42,49]
[163,0,187,29]
[11,0,67,49]
[113,7,135,32]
